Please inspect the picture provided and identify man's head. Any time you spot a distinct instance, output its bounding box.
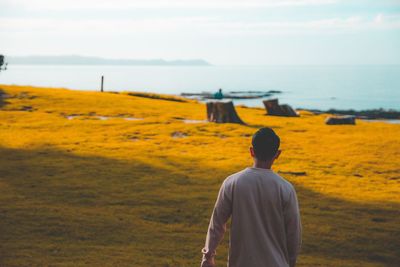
[250,127,281,164]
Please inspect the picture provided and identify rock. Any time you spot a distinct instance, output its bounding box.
[325,115,356,125]
[21,105,33,111]
[263,99,298,117]
[206,101,245,124]
[171,131,188,138]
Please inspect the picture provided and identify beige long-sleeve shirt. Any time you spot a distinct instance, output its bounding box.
[202,167,302,267]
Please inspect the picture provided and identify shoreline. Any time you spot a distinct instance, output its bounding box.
[1,84,399,120]
[298,108,400,120]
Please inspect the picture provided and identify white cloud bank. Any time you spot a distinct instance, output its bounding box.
[1,14,400,36]
[2,0,337,10]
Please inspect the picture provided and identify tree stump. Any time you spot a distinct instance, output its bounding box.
[206,101,245,124]
[263,99,298,117]
[325,115,356,125]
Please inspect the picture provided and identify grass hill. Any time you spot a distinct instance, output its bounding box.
[0,85,399,266]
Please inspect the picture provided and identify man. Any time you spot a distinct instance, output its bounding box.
[201,127,302,267]
[214,88,223,100]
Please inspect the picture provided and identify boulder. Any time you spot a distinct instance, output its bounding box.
[325,115,356,125]
[206,101,245,124]
[263,99,298,117]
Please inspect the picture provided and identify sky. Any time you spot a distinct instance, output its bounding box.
[1,0,400,65]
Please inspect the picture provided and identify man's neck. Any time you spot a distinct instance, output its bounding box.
[253,160,273,170]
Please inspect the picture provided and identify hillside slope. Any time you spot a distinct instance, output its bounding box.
[0,85,399,266]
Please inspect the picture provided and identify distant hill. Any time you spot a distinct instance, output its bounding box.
[6,55,211,66]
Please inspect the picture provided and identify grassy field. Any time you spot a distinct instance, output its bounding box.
[0,84,399,267]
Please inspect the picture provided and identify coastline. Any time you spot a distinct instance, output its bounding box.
[1,64,399,111]
[297,108,400,120]
[1,83,399,121]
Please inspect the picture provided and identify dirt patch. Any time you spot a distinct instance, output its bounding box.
[127,92,187,102]
[171,131,188,138]
[183,119,208,124]
[64,114,143,121]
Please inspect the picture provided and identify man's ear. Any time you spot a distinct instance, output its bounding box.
[274,150,282,160]
[250,147,255,157]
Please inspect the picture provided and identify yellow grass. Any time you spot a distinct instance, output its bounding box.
[0,84,399,267]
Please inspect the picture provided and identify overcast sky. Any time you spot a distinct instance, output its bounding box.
[1,0,400,65]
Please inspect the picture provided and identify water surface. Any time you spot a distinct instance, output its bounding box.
[1,65,399,110]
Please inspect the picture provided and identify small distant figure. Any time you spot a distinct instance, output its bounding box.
[201,127,302,267]
[213,88,223,100]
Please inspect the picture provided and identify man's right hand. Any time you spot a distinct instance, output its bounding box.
[201,257,215,267]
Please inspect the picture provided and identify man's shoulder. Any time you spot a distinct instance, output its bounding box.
[269,172,297,198]
[274,172,295,189]
[222,168,249,186]
[215,170,246,196]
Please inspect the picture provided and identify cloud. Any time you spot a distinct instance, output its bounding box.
[373,13,400,28]
[1,14,400,36]
[0,17,216,34]
[374,13,384,24]
[2,0,337,10]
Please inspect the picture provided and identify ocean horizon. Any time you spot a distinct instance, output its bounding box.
[1,64,399,111]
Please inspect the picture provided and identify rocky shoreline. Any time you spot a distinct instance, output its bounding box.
[181,90,282,100]
[300,108,400,120]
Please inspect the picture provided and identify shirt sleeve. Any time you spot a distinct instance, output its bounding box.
[284,187,302,267]
[201,179,233,262]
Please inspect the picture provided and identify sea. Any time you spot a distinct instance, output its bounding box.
[1,64,399,110]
